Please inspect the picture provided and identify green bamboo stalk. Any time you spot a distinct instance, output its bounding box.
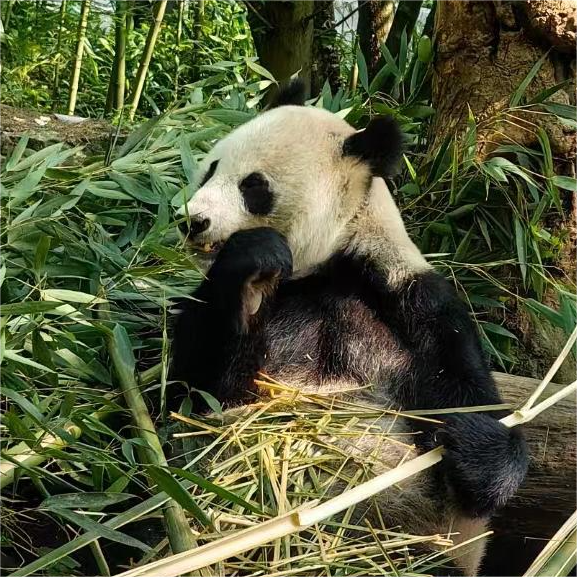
[67,0,91,116]
[105,58,117,114]
[3,0,14,30]
[114,0,128,111]
[106,322,196,555]
[174,0,185,99]
[192,0,204,41]
[176,0,184,45]
[51,0,67,111]
[128,0,168,121]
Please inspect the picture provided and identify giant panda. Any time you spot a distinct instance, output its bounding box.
[170,81,529,576]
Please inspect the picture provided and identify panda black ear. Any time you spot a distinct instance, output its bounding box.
[342,116,404,177]
[268,78,306,109]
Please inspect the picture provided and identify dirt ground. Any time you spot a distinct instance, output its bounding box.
[0,104,124,153]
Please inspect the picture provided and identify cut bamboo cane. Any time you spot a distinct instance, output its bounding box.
[523,325,577,411]
[0,423,81,489]
[67,0,91,115]
[105,322,196,555]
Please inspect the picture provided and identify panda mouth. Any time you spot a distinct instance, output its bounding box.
[187,240,224,255]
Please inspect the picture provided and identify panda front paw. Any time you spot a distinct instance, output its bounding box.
[436,413,529,517]
[209,228,293,320]
[213,227,292,278]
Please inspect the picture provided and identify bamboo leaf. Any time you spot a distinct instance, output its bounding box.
[147,466,211,527]
[42,289,106,304]
[1,387,46,423]
[525,299,565,329]
[0,301,64,315]
[5,136,30,171]
[514,216,528,284]
[552,176,577,192]
[42,493,135,510]
[245,59,276,83]
[356,46,369,94]
[167,467,262,515]
[510,52,549,107]
[48,508,151,552]
[482,322,518,340]
[180,134,199,185]
[7,143,63,172]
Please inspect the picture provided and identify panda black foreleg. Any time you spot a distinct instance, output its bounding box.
[170,228,292,411]
[385,271,529,517]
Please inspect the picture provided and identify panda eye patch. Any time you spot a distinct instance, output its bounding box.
[239,172,274,216]
[199,160,219,187]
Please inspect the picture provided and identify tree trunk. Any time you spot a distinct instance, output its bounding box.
[486,373,576,576]
[430,0,576,158]
[246,1,314,99]
[311,1,341,97]
[429,0,576,381]
[357,0,395,80]
[429,13,576,573]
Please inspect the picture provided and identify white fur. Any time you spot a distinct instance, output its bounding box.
[178,106,355,274]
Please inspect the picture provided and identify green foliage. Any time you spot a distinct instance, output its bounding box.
[0,80,267,573]
[1,0,255,118]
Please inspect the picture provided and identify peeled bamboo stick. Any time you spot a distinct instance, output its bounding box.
[523,511,577,577]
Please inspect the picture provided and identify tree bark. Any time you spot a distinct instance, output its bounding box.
[247,0,315,99]
[485,373,576,576]
[430,0,576,158]
[311,1,341,97]
[357,0,395,80]
[429,0,576,383]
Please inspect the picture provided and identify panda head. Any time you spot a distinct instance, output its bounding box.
[177,80,403,276]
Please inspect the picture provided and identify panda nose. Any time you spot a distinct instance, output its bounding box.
[178,218,211,237]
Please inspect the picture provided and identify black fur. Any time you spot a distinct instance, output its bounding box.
[170,228,292,409]
[199,159,219,187]
[170,230,528,516]
[178,217,209,237]
[268,78,306,108]
[239,172,274,215]
[427,413,528,517]
[343,116,404,177]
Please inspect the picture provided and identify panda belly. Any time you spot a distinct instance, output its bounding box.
[263,289,411,401]
[261,286,489,575]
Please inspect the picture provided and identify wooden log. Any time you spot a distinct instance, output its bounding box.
[484,372,576,576]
